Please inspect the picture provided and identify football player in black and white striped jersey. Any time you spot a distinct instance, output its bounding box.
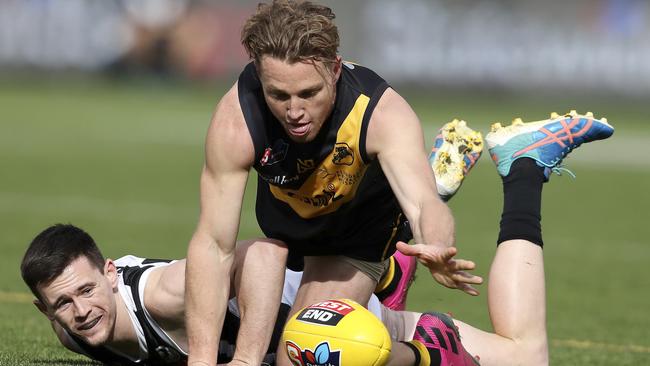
[20,225,383,365]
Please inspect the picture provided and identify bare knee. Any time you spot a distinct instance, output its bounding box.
[511,338,548,366]
[235,238,288,266]
[294,257,377,311]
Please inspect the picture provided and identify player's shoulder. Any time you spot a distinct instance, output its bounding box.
[215,83,244,120]
[210,82,249,135]
[206,83,255,167]
[114,255,146,268]
[341,61,382,78]
[114,255,175,270]
[339,61,388,95]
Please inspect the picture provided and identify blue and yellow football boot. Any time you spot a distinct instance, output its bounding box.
[486,110,614,179]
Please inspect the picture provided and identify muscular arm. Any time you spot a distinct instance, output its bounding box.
[230,239,287,365]
[146,240,287,364]
[185,84,253,364]
[366,88,454,248]
[366,88,480,295]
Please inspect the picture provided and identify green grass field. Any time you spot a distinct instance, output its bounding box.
[1,76,648,365]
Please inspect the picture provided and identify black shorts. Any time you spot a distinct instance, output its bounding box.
[285,212,411,271]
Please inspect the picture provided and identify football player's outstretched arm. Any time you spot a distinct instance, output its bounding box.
[185,84,252,365]
[366,88,481,295]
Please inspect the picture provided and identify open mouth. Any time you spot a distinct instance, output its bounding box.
[287,122,311,137]
[78,315,101,331]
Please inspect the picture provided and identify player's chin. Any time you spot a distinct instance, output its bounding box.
[77,316,110,346]
[83,330,111,347]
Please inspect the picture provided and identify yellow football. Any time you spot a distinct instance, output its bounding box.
[281,299,391,366]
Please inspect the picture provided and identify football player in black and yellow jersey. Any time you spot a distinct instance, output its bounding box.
[184,2,483,365]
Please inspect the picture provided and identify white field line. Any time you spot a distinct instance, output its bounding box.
[1,291,648,354]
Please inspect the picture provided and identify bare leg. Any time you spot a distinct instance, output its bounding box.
[454,240,548,365]
[380,241,547,366]
[383,157,551,365]
[455,110,615,365]
[385,111,612,364]
[231,239,287,365]
[275,256,376,366]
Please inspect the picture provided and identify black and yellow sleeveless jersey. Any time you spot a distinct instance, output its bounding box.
[238,61,408,262]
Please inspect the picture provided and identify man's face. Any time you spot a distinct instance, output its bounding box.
[37,256,118,347]
[258,56,341,143]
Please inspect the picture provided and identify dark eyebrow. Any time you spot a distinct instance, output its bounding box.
[266,83,323,96]
[299,85,323,95]
[53,282,95,307]
[265,86,288,95]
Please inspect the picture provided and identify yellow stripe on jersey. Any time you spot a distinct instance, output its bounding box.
[269,94,371,218]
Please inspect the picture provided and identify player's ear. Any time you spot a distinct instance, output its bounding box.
[104,259,118,290]
[34,299,55,321]
[332,55,342,83]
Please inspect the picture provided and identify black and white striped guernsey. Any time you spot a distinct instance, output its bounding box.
[62,256,293,365]
[61,256,382,365]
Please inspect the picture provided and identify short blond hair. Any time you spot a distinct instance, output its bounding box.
[241,0,339,64]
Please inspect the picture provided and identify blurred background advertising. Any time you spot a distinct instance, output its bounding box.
[0,0,648,96]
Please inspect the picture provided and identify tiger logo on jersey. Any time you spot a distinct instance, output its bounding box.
[332,143,354,166]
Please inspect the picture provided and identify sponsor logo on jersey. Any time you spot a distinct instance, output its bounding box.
[317,167,334,179]
[336,170,362,185]
[297,159,316,173]
[260,139,289,166]
[286,186,344,208]
[332,143,354,166]
[260,173,301,185]
[286,341,341,366]
[343,61,356,70]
